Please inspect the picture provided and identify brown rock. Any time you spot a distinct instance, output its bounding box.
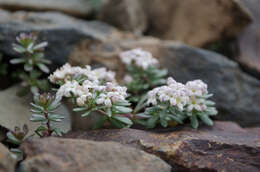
[0,143,17,172]
[20,137,171,172]
[65,121,260,172]
[236,0,260,78]
[98,0,147,35]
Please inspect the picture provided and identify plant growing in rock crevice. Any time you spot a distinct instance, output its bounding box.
[49,64,133,129]
[30,93,65,137]
[135,77,218,129]
[120,48,168,103]
[6,124,29,160]
[10,33,50,96]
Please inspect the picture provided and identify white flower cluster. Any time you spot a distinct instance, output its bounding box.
[49,63,116,84]
[119,48,158,70]
[50,63,128,108]
[147,77,209,112]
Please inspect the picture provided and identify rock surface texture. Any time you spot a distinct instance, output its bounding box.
[0,9,133,67]
[98,0,147,34]
[65,121,260,172]
[236,0,260,79]
[0,0,98,17]
[19,137,171,172]
[100,0,252,47]
[68,38,260,127]
[0,143,16,172]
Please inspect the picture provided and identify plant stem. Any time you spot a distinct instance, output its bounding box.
[44,111,52,136]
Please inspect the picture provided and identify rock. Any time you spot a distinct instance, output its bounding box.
[100,0,252,47]
[0,143,17,172]
[0,9,133,67]
[19,137,171,172]
[0,0,99,17]
[236,0,260,79]
[98,0,147,35]
[65,121,260,172]
[69,37,260,127]
[0,85,71,135]
[143,0,252,47]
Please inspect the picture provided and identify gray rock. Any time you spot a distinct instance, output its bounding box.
[19,137,171,172]
[0,9,131,67]
[236,0,260,79]
[0,85,71,136]
[161,42,260,127]
[0,143,17,172]
[0,0,99,17]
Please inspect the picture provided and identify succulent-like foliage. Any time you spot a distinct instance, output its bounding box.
[49,63,133,129]
[6,124,29,160]
[136,77,218,129]
[10,33,51,96]
[120,48,167,102]
[30,93,65,137]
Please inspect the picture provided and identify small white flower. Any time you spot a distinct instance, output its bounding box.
[124,75,133,84]
[186,80,208,97]
[120,48,158,70]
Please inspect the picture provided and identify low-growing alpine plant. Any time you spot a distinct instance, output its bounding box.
[120,48,168,102]
[10,33,51,96]
[49,64,133,129]
[30,93,65,137]
[135,77,218,129]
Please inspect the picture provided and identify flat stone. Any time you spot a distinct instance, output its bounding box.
[19,137,171,172]
[0,143,17,172]
[65,121,260,172]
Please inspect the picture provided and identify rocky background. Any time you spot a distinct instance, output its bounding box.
[0,0,260,172]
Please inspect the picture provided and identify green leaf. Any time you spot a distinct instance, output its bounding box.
[190,115,199,129]
[147,115,159,129]
[53,128,63,136]
[135,113,151,119]
[198,114,213,126]
[81,110,92,117]
[92,115,108,129]
[24,63,33,71]
[30,86,39,95]
[205,107,218,116]
[13,44,26,53]
[113,101,131,106]
[10,58,26,64]
[205,100,216,106]
[33,42,48,50]
[48,99,61,111]
[73,107,87,112]
[106,108,112,117]
[154,69,168,77]
[30,114,47,122]
[109,118,125,128]
[168,114,184,124]
[113,106,132,114]
[7,132,21,145]
[31,103,44,111]
[49,114,64,122]
[113,116,133,125]
[160,118,168,127]
[37,63,49,73]
[134,94,148,113]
